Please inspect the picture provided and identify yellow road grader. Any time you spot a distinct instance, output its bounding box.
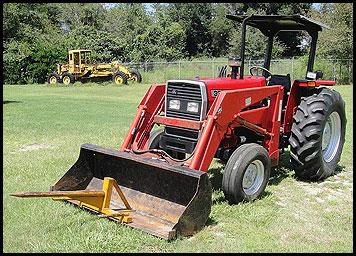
[47,49,142,85]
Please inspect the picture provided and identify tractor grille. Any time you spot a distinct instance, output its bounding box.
[166,81,204,121]
[165,126,199,141]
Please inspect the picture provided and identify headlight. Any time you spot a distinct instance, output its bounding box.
[169,99,180,110]
[187,102,199,113]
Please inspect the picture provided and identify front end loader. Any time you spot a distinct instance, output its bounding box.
[14,15,346,240]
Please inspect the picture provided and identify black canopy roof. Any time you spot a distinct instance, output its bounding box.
[226,14,329,36]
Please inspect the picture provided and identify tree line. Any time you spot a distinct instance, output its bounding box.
[3,3,353,84]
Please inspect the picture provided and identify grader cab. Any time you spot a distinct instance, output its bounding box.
[47,49,142,85]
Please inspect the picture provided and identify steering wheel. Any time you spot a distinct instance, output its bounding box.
[249,66,273,80]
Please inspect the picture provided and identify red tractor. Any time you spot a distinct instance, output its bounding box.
[13,15,346,240]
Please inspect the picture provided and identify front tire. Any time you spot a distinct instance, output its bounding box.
[222,143,271,204]
[62,72,75,85]
[112,71,128,85]
[289,87,346,181]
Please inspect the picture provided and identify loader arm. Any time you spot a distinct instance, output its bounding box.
[122,84,284,171]
[190,85,284,171]
[121,84,166,150]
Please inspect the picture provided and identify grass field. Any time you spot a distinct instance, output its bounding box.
[3,82,353,253]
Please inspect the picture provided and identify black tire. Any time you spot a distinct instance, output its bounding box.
[289,87,346,181]
[61,72,75,85]
[148,129,164,150]
[222,143,271,204]
[148,129,186,160]
[47,72,60,84]
[129,69,142,83]
[112,71,128,85]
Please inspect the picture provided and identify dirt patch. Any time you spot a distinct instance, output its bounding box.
[19,143,53,152]
[299,184,324,196]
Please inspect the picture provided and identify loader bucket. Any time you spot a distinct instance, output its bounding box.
[51,144,212,240]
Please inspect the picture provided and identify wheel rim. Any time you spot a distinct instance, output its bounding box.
[132,74,138,81]
[63,76,70,85]
[49,76,57,84]
[115,76,123,84]
[242,160,265,195]
[322,111,341,163]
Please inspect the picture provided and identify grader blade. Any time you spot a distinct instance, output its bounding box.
[16,144,212,240]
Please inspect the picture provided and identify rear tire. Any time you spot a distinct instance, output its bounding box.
[47,72,60,84]
[222,143,271,204]
[130,69,142,83]
[62,72,75,85]
[148,129,186,160]
[289,87,346,181]
[112,71,128,85]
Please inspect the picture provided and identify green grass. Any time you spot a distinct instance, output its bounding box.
[3,82,353,253]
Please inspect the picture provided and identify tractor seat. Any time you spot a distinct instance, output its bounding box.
[268,74,291,110]
[268,74,291,92]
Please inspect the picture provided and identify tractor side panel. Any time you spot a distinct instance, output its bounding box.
[283,81,301,134]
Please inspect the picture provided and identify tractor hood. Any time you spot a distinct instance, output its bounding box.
[164,76,267,121]
[197,76,267,103]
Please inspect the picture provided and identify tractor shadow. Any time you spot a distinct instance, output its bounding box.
[268,151,293,186]
[208,151,346,205]
[270,150,346,185]
[208,158,291,190]
[3,100,22,104]
[205,216,218,227]
[208,162,273,205]
[208,165,224,192]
